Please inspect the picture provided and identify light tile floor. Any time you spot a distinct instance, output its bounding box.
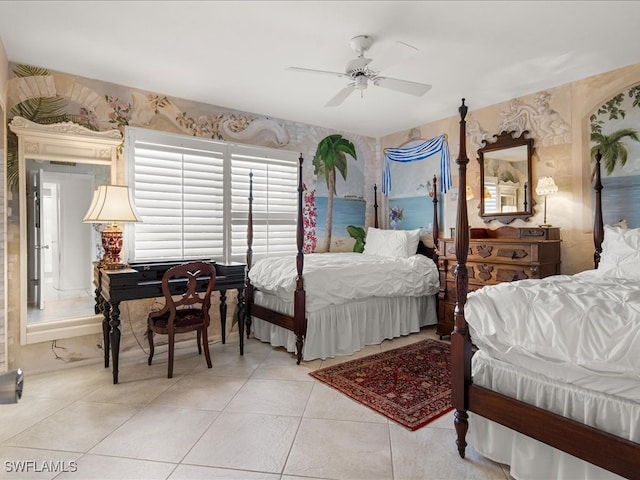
[1,326,512,479]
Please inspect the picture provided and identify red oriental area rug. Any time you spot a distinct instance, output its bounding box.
[309,339,452,431]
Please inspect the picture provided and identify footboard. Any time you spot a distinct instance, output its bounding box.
[245,154,306,363]
[244,157,386,364]
[450,99,640,478]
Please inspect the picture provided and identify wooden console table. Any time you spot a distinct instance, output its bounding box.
[94,260,246,384]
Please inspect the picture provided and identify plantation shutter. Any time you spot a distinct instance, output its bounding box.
[126,129,226,261]
[230,145,299,262]
[125,127,299,264]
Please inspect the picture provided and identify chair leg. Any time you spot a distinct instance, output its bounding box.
[147,328,154,366]
[197,329,202,355]
[168,332,175,379]
[202,326,212,369]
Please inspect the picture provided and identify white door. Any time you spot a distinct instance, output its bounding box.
[27,169,46,309]
[27,170,95,321]
[48,172,94,292]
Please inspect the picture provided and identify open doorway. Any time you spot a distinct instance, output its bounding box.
[26,167,97,324]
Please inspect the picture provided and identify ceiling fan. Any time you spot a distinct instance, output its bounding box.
[287,35,432,107]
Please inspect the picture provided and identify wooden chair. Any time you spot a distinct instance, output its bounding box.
[147,261,216,378]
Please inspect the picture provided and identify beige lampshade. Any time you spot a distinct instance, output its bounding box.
[83,185,141,269]
[83,185,141,224]
[535,176,559,196]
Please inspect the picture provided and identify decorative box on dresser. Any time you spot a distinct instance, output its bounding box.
[437,226,561,338]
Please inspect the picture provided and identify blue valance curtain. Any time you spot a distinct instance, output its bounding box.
[382,134,452,196]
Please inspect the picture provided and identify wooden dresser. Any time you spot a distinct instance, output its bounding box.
[436,226,561,338]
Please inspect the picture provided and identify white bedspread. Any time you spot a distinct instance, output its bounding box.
[465,269,640,479]
[466,269,640,377]
[248,252,440,312]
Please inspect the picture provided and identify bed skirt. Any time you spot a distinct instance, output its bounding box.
[250,293,437,361]
[468,350,639,480]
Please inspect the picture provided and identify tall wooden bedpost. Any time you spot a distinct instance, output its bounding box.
[244,171,255,344]
[451,98,473,458]
[593,151,604,269]
[431,175,439,259]
[293,154,306,364]
[373,184,379,229]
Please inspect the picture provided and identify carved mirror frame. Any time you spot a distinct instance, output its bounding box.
[477,130,534,223]
[9,116,120,345]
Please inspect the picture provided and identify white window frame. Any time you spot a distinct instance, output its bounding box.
[125,127,300,264]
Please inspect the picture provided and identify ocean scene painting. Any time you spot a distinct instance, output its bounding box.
[590,85,640,229]
[315,196,366,239]
[384,142,443,233]
[388,196,439,232]
[600,175,640,228]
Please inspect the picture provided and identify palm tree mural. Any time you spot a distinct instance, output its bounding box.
[313,134,357,252]
[7,64,89,190]
[591,128,640,175]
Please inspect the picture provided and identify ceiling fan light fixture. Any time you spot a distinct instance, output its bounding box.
[354,74,368,90]
[288,34,431,107]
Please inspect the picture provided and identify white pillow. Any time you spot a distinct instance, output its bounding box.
[598,225,640,279]
[419,232,435,249]
[404,229,421,257]
[363,227,409,258]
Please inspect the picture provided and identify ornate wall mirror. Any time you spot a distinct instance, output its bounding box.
[9,117,120,345]
[477,130,534,223]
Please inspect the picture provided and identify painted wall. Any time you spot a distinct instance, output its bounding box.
[381,62,640,276]
[4,64,377,373]
[0,37,7,372]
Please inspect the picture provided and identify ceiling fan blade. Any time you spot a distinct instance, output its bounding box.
[325,85,355,107]
[367,40,419,73]
[286,66,348,79]
[373,76,432,96]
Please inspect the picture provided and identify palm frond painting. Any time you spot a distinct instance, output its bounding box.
[590,85,640,175]
[313,134,358,252]
[590,84,640,227]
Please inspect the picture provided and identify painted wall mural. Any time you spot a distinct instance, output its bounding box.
[6,65,294,190]
[6,63,374,242]
[386,156,440,232]
[383,136,448,234]
[590,84,640,227]
[467,90,570,152]
[5,63,375,368]
[312,134,364,253]
[498,91,571,147]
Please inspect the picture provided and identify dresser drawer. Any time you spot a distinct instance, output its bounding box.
[443,241,535,264]
[519,227,560,240]
[444,261,537,285]
[469,242,533,263]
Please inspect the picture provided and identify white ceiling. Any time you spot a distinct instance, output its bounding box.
[1,1,640,139]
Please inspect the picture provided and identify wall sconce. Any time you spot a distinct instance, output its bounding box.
[466,185,474,200]
[535,176,558,227]
[83,185,142,269]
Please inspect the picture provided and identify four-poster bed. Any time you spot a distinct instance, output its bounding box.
[451,99,640,479]
[244,155,441,363]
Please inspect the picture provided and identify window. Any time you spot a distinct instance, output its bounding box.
[483,176,498,214]
[125,127,299,264]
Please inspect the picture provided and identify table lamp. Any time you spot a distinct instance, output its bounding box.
[83,185,141,269]
[535,176,558,227]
